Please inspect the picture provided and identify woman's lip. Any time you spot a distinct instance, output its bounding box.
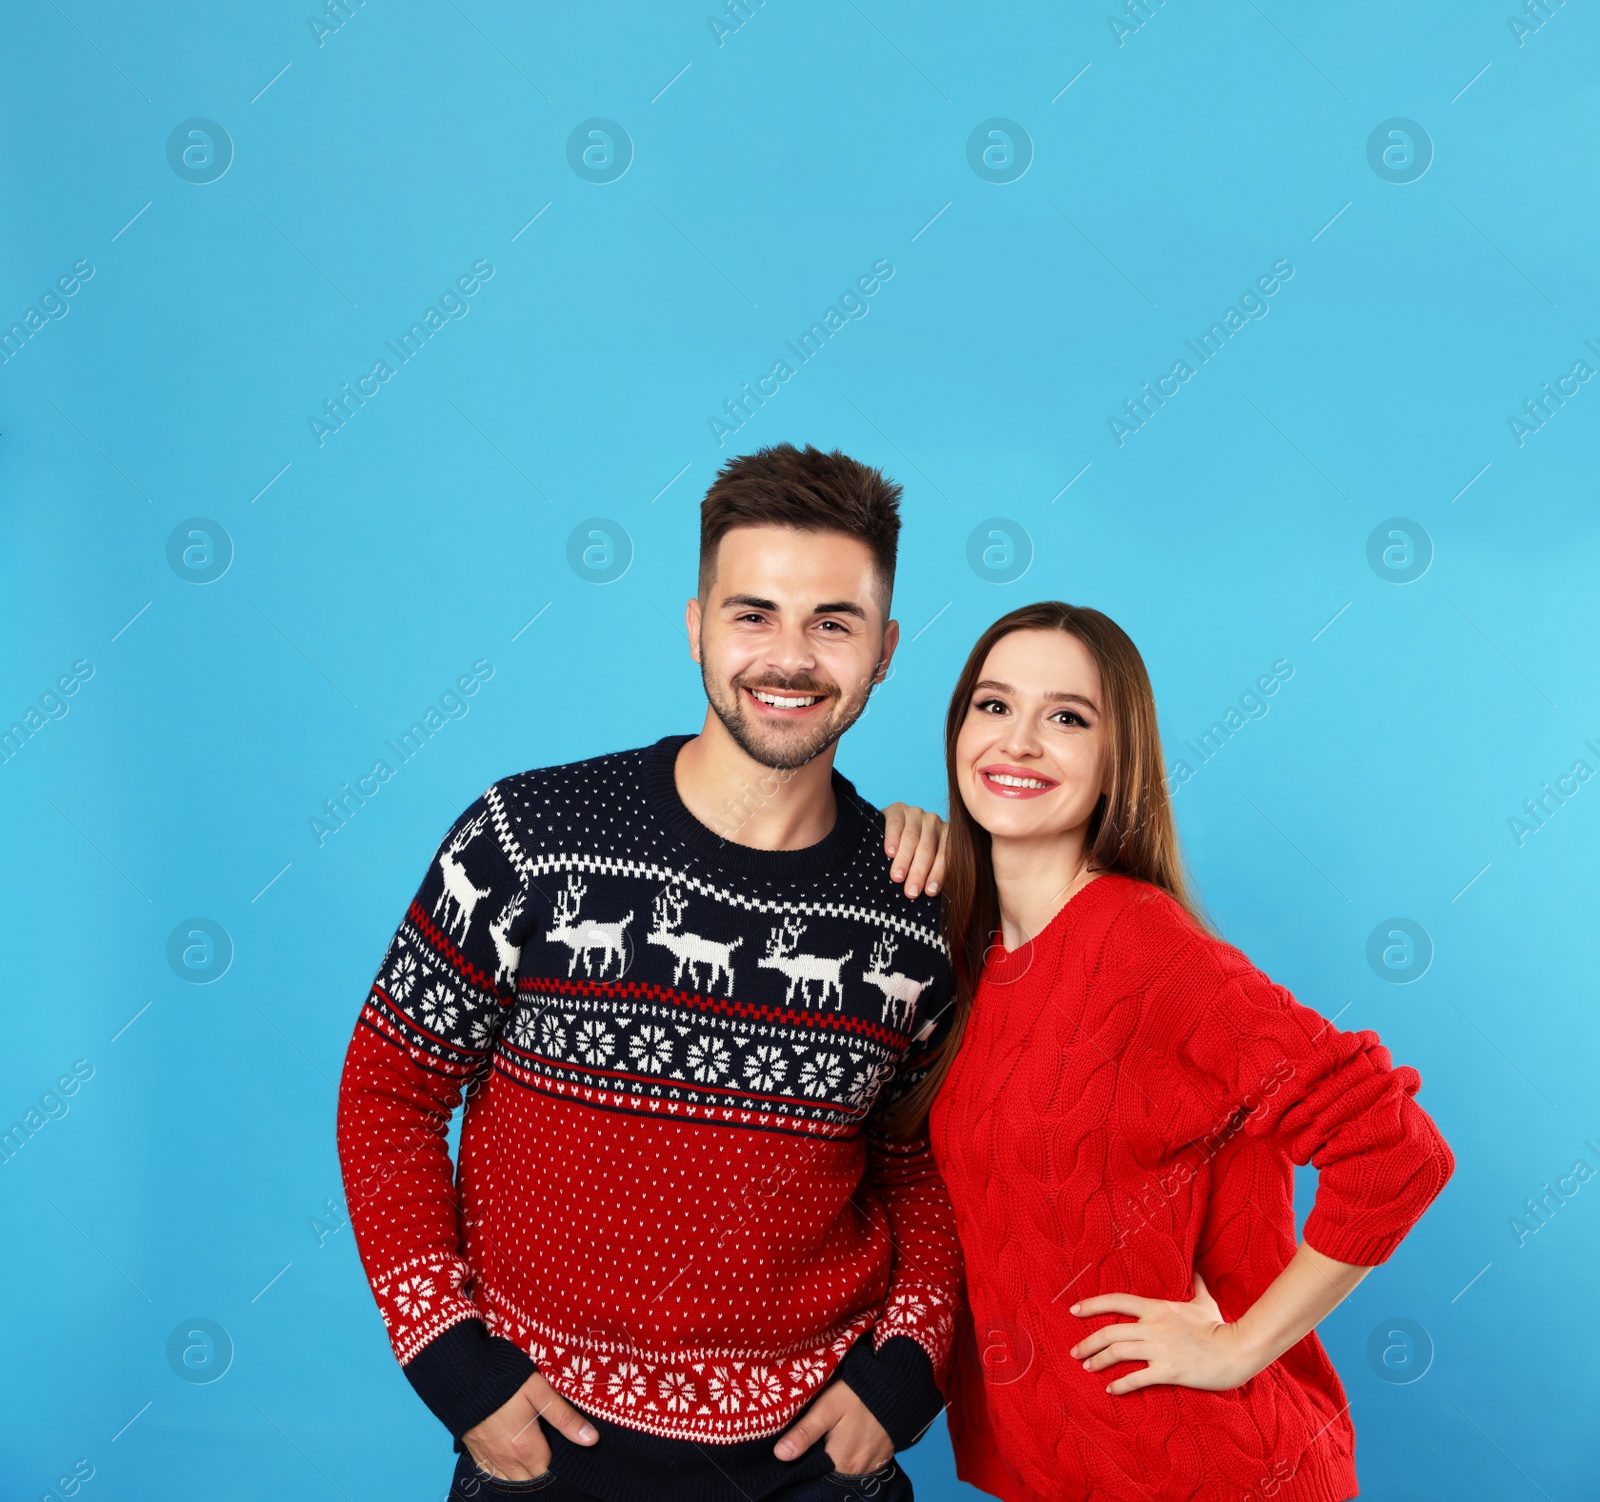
[978,766,1058,798]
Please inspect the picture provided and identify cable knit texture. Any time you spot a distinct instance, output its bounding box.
[928,873,1453,1502]
[335,735,959,1502]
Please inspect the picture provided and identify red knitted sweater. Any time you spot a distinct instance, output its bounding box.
[335,739,960,1502]
[927,874,1454,1502]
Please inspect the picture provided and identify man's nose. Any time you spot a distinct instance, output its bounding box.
[761,624,818,678]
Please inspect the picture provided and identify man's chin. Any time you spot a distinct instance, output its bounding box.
[734,723,838,773]
[715,702,852,773]
[703,670,871,773]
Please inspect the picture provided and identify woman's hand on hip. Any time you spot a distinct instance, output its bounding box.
[1069,1270,1260,1394]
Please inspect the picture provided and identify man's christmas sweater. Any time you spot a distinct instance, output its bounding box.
[335,734,960,1502]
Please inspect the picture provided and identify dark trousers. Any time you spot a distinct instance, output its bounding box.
[447,1450,913,1502]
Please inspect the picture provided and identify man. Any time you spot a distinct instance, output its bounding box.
[336,443,958,1502]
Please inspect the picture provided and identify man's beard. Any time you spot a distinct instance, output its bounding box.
[701,663,874,772]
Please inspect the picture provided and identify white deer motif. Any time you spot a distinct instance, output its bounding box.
[544,875,634,978]
[646,888,744,995]
[758,915,854,1011]
[488,886,526,986]
[433,811,492,944]
[862,934,933,1030]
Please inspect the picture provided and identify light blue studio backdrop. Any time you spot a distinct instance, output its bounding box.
[2,0,1596,1498]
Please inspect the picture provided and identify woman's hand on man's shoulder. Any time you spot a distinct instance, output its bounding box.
[880,802,948,898]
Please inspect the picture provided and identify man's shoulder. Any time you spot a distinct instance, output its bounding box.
[490,739,663,799]
[834,775,886,833]
[825,776,948,922]
[470,737,679,856]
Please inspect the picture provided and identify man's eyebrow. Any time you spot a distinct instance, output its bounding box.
[720,594,867,621]
[973,678,1100,711]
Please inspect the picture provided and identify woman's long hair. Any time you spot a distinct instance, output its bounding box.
[880,602,1212,1139]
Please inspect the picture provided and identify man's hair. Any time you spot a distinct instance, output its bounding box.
[698,443,902,610]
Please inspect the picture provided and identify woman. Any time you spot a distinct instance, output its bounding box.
[889,603,1453,1502]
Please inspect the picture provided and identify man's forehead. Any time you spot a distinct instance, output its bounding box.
[715,529,876,582]
[703,524,890,619]
[714,523,875,567]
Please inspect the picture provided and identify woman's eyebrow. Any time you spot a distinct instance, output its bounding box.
[973,679,1099,711]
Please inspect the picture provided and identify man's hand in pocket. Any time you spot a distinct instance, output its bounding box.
[772,1379,893,1475]
[462,1370,598,1481]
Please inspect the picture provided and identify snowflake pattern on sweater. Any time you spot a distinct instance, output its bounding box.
[336,736,960,1445]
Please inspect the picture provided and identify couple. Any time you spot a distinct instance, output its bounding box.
[336,444,1453,1502]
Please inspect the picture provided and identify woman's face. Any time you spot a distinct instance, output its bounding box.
[954,628,1108,845]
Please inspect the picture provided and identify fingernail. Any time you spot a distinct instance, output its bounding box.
[1070,1304,1080,1315]
[580,1425,597,1443]
[775,1442,794,1459]
[892,868,904,880]
[907,885,920,898]
[927,882,939,895]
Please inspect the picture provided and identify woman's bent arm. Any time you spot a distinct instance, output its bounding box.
[1068,1243,1370,1394]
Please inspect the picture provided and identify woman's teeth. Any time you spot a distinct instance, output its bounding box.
[989,773,1050,789]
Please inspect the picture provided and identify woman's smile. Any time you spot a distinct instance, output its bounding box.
[977,763,1059,798]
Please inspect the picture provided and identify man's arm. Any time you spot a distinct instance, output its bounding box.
[335,786,544,1439]
[774,988,963,1467]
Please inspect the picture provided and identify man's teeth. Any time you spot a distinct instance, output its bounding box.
[989,773,1050,789]
[752,690,820,709]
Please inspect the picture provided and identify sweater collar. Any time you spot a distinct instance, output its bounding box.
[982,870,1124,984]
[641,733,873,883]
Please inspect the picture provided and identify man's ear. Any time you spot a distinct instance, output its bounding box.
[685,597,703,664]
[871,618,901,685]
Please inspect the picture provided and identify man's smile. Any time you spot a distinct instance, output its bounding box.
[743,684,831,716]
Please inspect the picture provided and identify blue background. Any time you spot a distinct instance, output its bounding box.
[2,1,1596,1497]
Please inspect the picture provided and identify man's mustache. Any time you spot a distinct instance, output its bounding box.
[734,674,838,698]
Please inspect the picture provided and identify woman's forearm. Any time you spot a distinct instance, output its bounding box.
[1232,1241,1371,1374]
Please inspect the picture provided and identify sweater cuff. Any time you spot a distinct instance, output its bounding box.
[1301,1209,1410,1268]
[835,1333,945,1453]
[402,1317,539,1441]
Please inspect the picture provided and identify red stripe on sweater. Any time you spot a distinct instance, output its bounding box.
[519,973,906,1047]
[365,987,481,1064]
[406,899,515,1003]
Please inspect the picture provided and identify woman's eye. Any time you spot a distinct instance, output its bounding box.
[1052,710,1088,728]
[974,697,1008,716]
